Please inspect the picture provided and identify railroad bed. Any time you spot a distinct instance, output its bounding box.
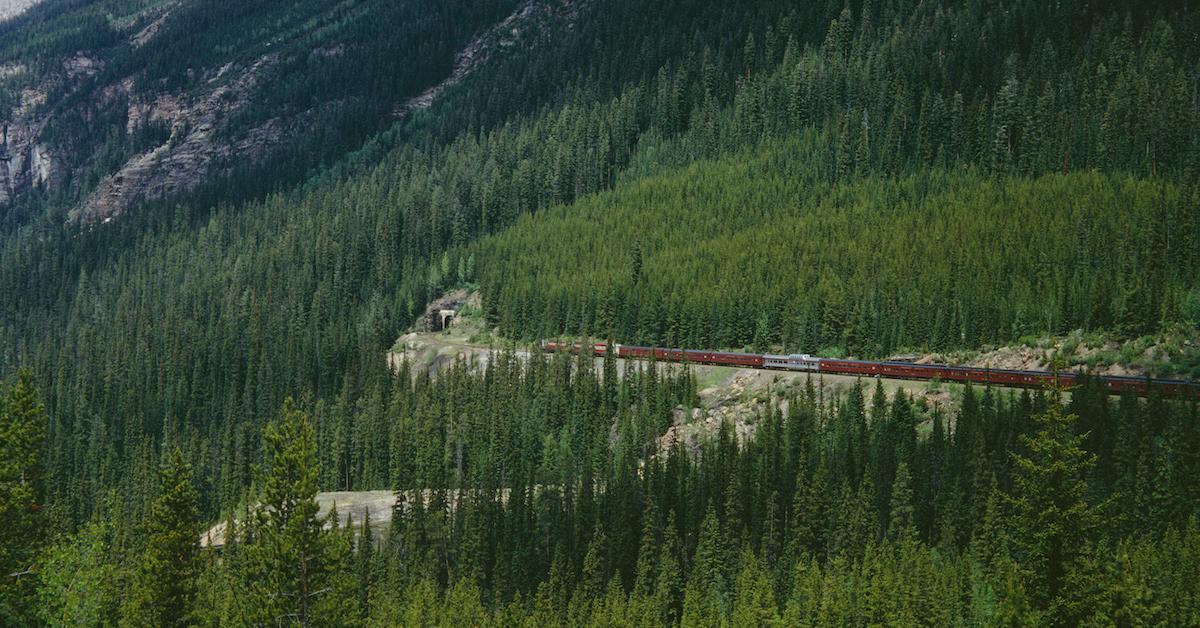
[541,341,1200,399]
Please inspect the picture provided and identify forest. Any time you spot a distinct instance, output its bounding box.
[0,0,523,223]
[4,352,1199,624]
[478,154,1200,364]
[0,0,1198,624]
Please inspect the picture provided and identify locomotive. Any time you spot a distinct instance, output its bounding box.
[540,341,1200,399]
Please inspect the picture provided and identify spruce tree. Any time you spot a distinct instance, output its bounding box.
[238,398,339,627]
[121,448,202,627]
[0,369,47,625]
[653,511,683,626]
[887,462,915,541]
[1007,401,1104,625]
[357,507,375,621]
[682,506,730,624]
[633,497,659,597]
[731,548,779,626]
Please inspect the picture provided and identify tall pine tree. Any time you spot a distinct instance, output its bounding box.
[237,399,344,627]
[121,448,202,627]
[0,369,47,625]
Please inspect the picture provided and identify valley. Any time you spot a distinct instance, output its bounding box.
[0,0,1197,625]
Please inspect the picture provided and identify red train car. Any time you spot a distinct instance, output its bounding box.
[681,349,764,368]
[821,359,1079,390]
[614,345,764,368]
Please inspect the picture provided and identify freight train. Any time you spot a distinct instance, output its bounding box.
[539,341,1200,399]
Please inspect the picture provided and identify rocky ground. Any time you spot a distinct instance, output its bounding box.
[657,366,955,459]
[0,0,38,21]
[4,1,585,223]
[201,490,395,548]
[913,325,1200,381]
[201,488,527,547]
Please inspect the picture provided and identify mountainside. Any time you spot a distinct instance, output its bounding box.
[0,0,552,224]
[477,152,1199,360]
[0,0,39,21]
[1,0,1195,512]
[1,1,1199,625]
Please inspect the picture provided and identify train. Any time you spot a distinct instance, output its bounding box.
[539,341,1200,400]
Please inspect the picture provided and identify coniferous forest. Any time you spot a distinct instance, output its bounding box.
[0,0,1198,625]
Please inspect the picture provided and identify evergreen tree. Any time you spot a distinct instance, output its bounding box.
[0,369,47,625]
[653,511,684,626]
[731,548,779,627]
[36,518,126,626]
[121,448,202,628]
[1007,401,1105,625]
[237,399,342,627]
[682,505,730,625]
[887,462,915,541]
[633,497,659,597]
[357,507,375,621]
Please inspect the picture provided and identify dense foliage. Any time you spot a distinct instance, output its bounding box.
[479,148,1200,360]
[0,0,1197,624]
[475,0,1200,356]
[0,0,522,222]
[5,356,1199,624]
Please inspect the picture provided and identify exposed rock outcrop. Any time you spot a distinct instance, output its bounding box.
[1,88,58,205]
[2,0,590,223]
[417,289,473,331]
[0,0,40,22]
[78,55,283,222]
[395,0,586,117]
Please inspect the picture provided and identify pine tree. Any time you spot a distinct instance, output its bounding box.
[969,473,1008,574]
[682,506,730,625]
[442,577,488,626]
[35,518,125,626]
[653,511,684,626]
[731,548,779,627]
[1007,401,1104,625]
[357,507,375,621]
[581,523,608,604]
[803,454,830,560]
[887,462,915,541]
[121,448,202,627]
[317,504,360,624]
[237,398,340,627]
[0,369,47,625]
[633,497,659,597]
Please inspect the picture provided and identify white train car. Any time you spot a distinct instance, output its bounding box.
[763,354,820,371]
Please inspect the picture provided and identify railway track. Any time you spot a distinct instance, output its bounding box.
[541,341,1200,400]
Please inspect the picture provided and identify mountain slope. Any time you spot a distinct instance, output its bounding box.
[0,0,39,21]
[0,0,529,223]
[1,2,1199,625]
[477,141,1200,357]
[0,0,1196,526]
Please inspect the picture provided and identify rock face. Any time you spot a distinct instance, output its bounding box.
[396,0,585,117]
[1,0,591,223]
[78,55,284,222]
[0,39,287,222]
[0,89,58,206]
[0,0,39,22]
[419,289,472,331]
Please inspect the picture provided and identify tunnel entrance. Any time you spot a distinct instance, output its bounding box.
[432,309,456,331]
